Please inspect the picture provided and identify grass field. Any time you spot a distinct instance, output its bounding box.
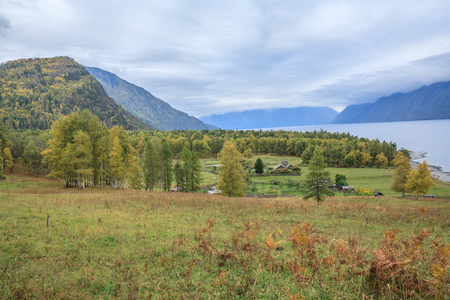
[201,155,450,198]
[1,169,449,299]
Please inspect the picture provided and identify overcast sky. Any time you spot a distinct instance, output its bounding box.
[1,0,450,117]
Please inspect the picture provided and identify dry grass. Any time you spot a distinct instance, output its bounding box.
[1,171,449,299]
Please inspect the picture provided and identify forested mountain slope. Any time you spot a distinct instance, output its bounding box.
[85,67,216,130]
[0,57,150,130]
[200,106,338,129]
[333,81,450,123]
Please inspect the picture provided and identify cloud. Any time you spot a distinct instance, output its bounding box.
[0,14,10,34]
[1,0,450,117]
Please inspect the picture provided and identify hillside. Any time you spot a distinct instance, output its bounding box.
[200,106,338,129]
[334,81,450,123]
[85,67,216,131]
[0,57,150,130]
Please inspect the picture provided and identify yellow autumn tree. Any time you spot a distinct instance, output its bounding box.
[217,140,247,197]
[391,152,411,197]
[406,161,435,199]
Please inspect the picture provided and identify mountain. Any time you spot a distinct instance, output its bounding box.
[333,81,450,124]
[200,106,338,129]
[0,57,150,130]
[85,67,216,131]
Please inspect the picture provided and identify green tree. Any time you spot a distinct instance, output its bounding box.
[390,152,411,197]
[0,154,5,180]
[23,140,41,176]
[160,140,173,192]
[142,140,160,191]
[406,161,435,199]
[254,158,264,174]
[181,147,203,192]
[335,173,348,188]
[302,149,333,203]
[217,140,247,197]
[174,161,186,191]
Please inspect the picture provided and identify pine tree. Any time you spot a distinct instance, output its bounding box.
[217,140,247,197]
[160,140,173,192]
[174,161,186,191]
[390,152,411,197]
[255,158,264,174]
[181,147,203,192]
[302,148,333,203]
[142,140,160,191]
[406,161,435,199]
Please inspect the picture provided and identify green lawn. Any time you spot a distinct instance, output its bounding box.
[200,156,450,198]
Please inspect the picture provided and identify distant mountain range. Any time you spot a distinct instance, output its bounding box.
[200,106,338,129]
[85,67,216,131]
[0,57,149,130]
[2,57,449,132]
[333,81,450,124]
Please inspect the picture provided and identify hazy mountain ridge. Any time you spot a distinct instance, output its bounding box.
[0,57,150,130]
[200,106,339,129]
[333,81,450,124]
[85,67,216,131]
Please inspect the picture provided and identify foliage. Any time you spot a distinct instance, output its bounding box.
[375,152,388,168]
[181,147,203,192]
[335,173,348,187]
[1,174,449,299]
[407,161,436,198]
[160,140,173,192]
[301,149,333,202]
[2,147,13,173]
[390,152,411,197]
[42,110,139,189]
[217,140,247,197]
[142,139,160,191]
[356,187,374,196]
[254,158,264,174]
[0,57,148,130]
[0,154,4,180]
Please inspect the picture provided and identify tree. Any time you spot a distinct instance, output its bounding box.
[335,173,348,188]
[390,152,411,197]
[160,140,173,192]
[174,161,186,191]
[217,140,247,197]
[406,161,435,199]
[254,158,264,174]
[142,140,160,191]
[0,154,5,180]
[23,140,41,176]
[3,147,14,173]
[181,147,203,192]
[302,148,333,203]
[375,152,388,169]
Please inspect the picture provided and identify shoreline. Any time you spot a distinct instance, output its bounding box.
[409,150,450,183]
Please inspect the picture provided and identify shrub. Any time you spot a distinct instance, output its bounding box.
[356,187,374,196]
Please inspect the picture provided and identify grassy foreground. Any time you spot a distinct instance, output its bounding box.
[1,173,449,299]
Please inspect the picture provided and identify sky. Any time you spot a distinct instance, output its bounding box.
[1,0,450,117]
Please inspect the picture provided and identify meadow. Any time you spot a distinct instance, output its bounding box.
[1,169,449,299]
[201,155,450,198]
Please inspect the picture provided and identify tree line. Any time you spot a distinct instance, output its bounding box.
[1,110,403,189]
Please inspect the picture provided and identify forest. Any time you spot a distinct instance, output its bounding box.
[0,110,401,191]
[0,57,148,130]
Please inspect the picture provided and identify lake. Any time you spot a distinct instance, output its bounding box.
[259,119,450,173]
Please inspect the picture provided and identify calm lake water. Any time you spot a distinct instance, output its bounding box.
[259,119,450,172]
